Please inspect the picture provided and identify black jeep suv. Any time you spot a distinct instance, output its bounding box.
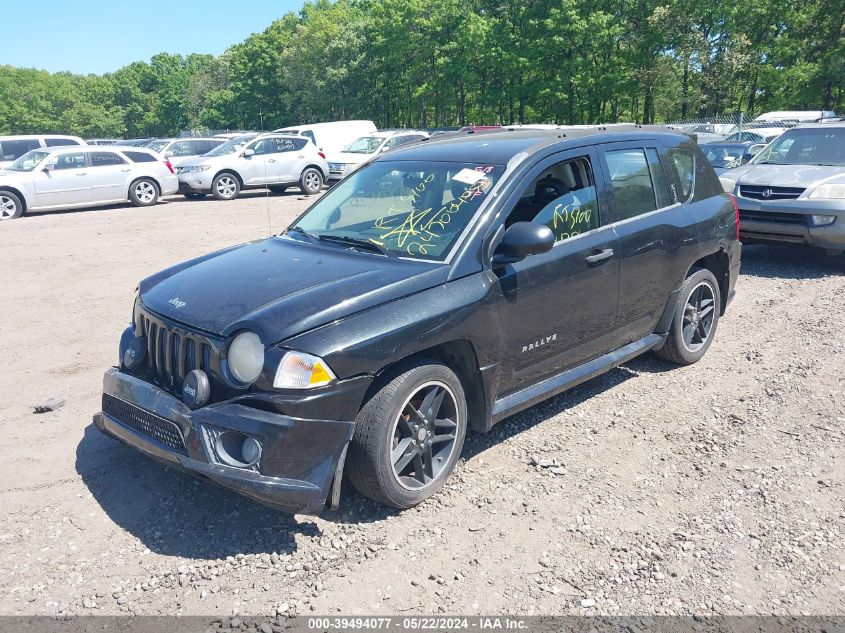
[95,126,741,513]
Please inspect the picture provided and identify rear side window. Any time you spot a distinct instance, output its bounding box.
[1,139,41,160]
[45,137,81,147]
[302,130,316,145]
[123,151,157,163]
[90,151,126,166]
[604,149,658,220]
[167,141,195,157]
[667,148,695,202]
[274,137,298,152]
[645,148,674,208]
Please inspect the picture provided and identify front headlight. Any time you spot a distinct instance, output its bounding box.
[273,351,336,389]
[179,165,211,174]
[227,332,265,384]
[719,176,737,194]
[808,184,845,199]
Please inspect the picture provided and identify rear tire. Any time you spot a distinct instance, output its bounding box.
[299,168,323,195]
[655,268,721,365]
[129,178,159,207]
[268,185,288,194]
[212,172,240,200]
[347,360,467,509]
[0,191,24,220]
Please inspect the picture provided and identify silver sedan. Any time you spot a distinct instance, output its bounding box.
[0,145,179,220]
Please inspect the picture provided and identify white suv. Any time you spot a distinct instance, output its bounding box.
[0,145,178,220]
[176,134,329,200]
[326,130,429,181]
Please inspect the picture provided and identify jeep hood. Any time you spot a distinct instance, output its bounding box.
[138,237,447,343]
[727,164,845,188]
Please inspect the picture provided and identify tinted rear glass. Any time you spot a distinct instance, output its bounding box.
[124,151,158,163]
[1,139,41,161]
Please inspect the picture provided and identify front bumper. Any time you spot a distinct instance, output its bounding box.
[94,368,358,514]
[736,196,845,251]
[177,173,213,194]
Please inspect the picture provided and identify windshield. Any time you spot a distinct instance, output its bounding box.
[703,146,746,169]
[7,150,50,171]
[343,136,384,154]
[752,128,845,166]
[146,140,169,153]
[206,134,258,156]
[288,160,506,260]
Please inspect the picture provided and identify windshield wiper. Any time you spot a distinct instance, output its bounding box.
[286,225,318,242]
[317,234,394,256]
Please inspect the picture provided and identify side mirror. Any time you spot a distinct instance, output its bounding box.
[164,150,173,158]
[492,222,555,265]
[42,163,54,172]
[748,144,765,156]
[242,148,255,157]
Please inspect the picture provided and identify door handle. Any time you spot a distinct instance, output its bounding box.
[585,248,614,266]
[75,172,88,176]
[267,159,276,163]
[298,155,305,159]
[120,168,131,172]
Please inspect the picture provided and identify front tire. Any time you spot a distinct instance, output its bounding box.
[299,168,323,195]
[212,172,240,200]
[0,191,24,220]
[128,178,159,207]
[655,268,721,365]
[347,360,467,509]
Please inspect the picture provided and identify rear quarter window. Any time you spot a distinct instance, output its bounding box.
[123,151,157,163]
[667,147,695,202]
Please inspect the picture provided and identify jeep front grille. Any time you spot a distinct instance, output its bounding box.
[137,310,214,393]
[102,394,187,455]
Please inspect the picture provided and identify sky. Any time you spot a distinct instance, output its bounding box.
[3,0,304,75]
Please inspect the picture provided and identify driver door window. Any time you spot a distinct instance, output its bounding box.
[52,152,87,170]
[506,156,599,242]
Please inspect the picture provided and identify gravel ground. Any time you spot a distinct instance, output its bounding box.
[0,192,843,622]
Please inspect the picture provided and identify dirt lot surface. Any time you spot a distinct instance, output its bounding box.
[1,193,844,622]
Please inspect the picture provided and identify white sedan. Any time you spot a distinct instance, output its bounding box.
[0,145,178,220]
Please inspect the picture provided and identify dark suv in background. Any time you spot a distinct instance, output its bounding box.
[95,126,741,513]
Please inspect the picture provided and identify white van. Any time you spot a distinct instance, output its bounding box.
[272,120,377,156]
[0,135,85,168]
[754,110,836,123]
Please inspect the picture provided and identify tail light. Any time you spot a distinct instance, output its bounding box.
[318,151,326,159]
[164,160,175,175]
[728,193,740,240]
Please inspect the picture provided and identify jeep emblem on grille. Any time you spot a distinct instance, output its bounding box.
[168,297,186,309]
[762,188,773,198]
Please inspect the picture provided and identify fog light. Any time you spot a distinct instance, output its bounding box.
[810,214,836,226]
[241,436,261,465]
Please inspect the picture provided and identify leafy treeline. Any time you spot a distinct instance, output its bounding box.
[1,0,842,137]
